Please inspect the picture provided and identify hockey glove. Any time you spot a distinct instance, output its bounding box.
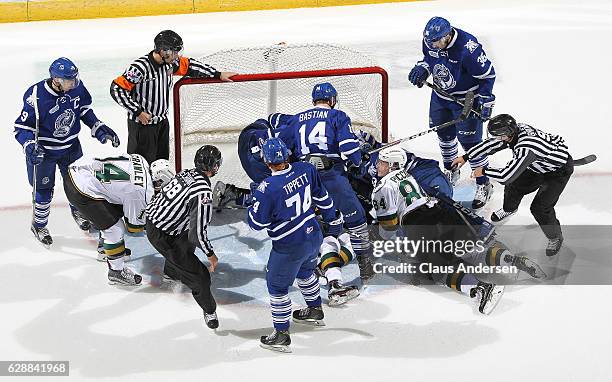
[408,65,429,88]
[348,161,368,178]
[23,140,45,165]
[92,123,120,147]
[325,211,344,238]
[474,95,495,120]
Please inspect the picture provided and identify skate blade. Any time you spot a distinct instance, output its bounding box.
[328,290,360,307]
[260,343,292,353]
[480,285,505,315]
[292,318,326,327]
[108,279,141,287]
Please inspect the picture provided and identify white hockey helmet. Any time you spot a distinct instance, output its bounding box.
[150,159,175,190]
[378,147,407,171]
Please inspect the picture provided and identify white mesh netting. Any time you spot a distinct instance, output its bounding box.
[173,43,386,188]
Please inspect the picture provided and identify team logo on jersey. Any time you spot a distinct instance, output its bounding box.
[465,39,479,53]
[477,52,488,67]
[26,89,36,107]
[53,109,76,137]
[125,67,143,83]
[257,180,269,193]
[432,64,456,90]
[50,95,80,114]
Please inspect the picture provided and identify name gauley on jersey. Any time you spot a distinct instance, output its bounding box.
[299,109,329,122]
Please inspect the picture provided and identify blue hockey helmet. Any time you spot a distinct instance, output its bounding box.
[423,17,452,48]
[49,57,80,90]
[312,82,337,104]
[261,137,289,165]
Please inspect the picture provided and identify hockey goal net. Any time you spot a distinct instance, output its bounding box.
[172,43,388,188]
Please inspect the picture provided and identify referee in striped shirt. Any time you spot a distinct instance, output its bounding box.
[110,30,237,165]
[146,145,222,329]
[453,114,574,256]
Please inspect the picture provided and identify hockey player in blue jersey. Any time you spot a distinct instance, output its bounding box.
[13,57,120,246]
[213,115,294,210]
[408,16,496,210]
[248,137,342,353]
[282,82,375,281]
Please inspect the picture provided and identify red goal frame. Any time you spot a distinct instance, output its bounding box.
[172,67,389,172]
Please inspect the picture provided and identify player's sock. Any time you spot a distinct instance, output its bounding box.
[438,137,459,170]
[270,293,291,331]
[296,274,321,307]
[33,201,50,228]
[444,271,478,295]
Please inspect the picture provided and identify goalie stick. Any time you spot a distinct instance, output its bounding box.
[368,91,475,155]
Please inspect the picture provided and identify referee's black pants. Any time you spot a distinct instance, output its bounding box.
[146,220,217,314]
[127,118,170,166]
[502,158,574,239]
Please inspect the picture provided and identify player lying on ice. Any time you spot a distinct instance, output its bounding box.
[371,146,546,314]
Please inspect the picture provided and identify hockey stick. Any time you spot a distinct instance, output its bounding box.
[31,84,40,224]
[368,91,475,155]
[424,81,487,121]
[573,154,597,166]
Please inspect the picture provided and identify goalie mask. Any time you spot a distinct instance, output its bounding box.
[150,159,175,191]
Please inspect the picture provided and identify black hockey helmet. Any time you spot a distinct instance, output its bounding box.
[194,145,222,175]
[487,114,518,137]
[154,30,183,52]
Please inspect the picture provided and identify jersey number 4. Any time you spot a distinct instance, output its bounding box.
[95,163,130,183]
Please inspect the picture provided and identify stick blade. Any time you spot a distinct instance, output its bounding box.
[461,91,475,120]
[573,154,597,166]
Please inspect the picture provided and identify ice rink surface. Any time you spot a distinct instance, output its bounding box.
[1,0,611,380]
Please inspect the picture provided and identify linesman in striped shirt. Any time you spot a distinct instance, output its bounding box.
[146,145,222,329]
[110,30,237,165]
[453,114,574,256]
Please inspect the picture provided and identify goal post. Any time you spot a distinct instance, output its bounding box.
[171,43,388,187]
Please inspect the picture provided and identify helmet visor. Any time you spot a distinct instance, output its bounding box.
[55,74,80,91]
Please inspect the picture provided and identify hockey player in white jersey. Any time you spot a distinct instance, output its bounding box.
[319,232,360,306]
[372,147,545,314]
[63,154,174,285]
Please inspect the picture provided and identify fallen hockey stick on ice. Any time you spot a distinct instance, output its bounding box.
[368,91,474,155]
[573,154,597,166]
[424,81,487,121]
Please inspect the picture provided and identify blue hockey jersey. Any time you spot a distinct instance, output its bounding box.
[283,106,361,167]
[248,161,335,251]
[416,27,496,102]
[13,80,105,153]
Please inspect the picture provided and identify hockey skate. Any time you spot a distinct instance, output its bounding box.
[108,266,142,286]
[491,208,516,225]
[509,254,547,279]
[546,234,564,257]
[204,311,219,329]
[31,224,53,247]
[328,280,360,306]
[292,306,325,326]
[445,167,461,186]
[472,182,493,210]
[357,255,375,282]
[470,282,504,315]
[212,181,237,211]
[71,209,91,231]
[260,329,292,353]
